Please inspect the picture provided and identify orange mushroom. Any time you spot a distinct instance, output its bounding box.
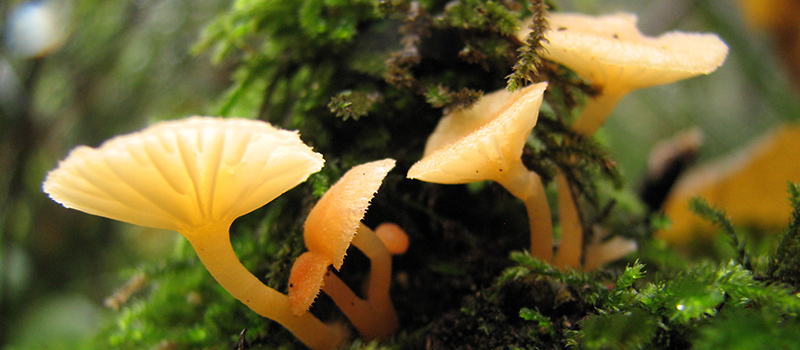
[42,117,348,350]
[289,159,404,341]
[375,222,410,255]
[407,82,554,261]
[659,124,800,251]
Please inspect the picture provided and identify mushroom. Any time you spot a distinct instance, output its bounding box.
[288,159,404,341]
[407,82,554,261]
[519,12,728,136]
[42,117,348,350]
[583,235,638,271]
[659,124,800,251]
[374,222,410,255]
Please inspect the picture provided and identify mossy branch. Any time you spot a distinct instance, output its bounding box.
[423,85,483,112]
[768,183,800,286]
[328,90,384,121]
[507,0,549,91]
[689,198,752,271]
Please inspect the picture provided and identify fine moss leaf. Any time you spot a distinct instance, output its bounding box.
[507,0,549,91]
[769,182,800,286]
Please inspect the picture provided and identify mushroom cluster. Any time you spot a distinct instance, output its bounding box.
[39,8,736,349]
[42,117,349,350]
[289,159,407,341]
[513,12,728,269]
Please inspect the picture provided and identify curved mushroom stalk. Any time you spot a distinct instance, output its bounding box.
[188,223,348,350]
[289,159,405,341]
[407,82,555,261]
[552,173,636,270]
[321,223,400,340]
[43,117,349,350]
[519,12,728,136]
[289,223,405,341]
[494,160,554,261]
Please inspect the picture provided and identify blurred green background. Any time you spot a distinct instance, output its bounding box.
[0,0,798,348]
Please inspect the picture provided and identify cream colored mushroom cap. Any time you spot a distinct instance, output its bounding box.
[532,12,728,92]
[42,117,324,236]
[304,158,396,270]
[407,82,548,184]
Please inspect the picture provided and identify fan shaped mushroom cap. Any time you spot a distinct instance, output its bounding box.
[43,117,324,236]
[304,158,396,270]
[42,117,349,350]
[535,12,729,94]
[408,82,548,184]
[518,12,728,135]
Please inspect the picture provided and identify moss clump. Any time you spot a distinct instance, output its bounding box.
[425,252,609,349]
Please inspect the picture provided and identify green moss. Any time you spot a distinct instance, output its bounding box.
[769,183,800,286]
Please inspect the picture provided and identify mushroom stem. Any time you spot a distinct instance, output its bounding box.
[570,92,626,136]
[495,161,554,262]
[320,223,399,341]
[583,236,637,270]
[321,272,376,337]
[352,223,399,336]
[553,173,583,269]
[187,224,349,350]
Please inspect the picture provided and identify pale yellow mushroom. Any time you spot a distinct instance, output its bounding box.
[289,159,401,341]
[520,12,728,136]
[407,82,555,261]
[42,117,348,350]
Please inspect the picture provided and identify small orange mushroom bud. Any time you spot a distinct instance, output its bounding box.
[289,159,403,341]
[42,117,347,350]
[375,223,410,255]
